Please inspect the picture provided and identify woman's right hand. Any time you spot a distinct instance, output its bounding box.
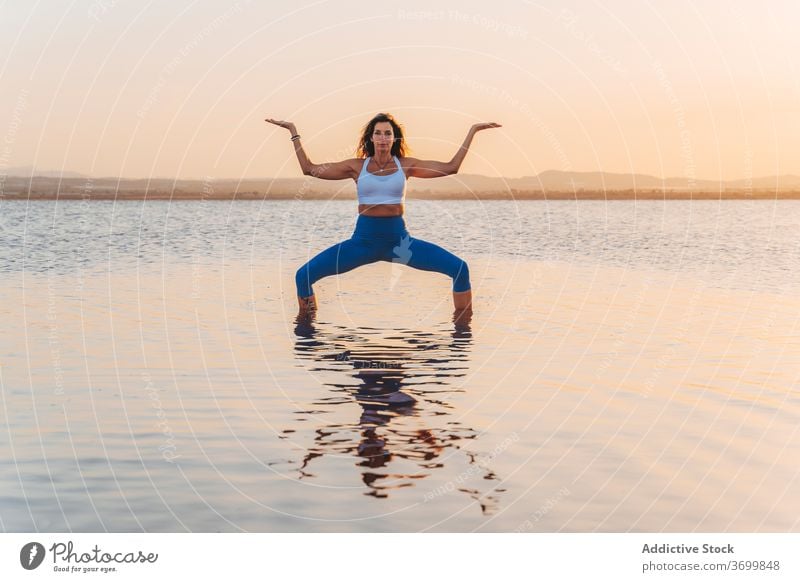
[264,118,296,133]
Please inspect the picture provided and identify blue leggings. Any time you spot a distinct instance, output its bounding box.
[295,215,471,298]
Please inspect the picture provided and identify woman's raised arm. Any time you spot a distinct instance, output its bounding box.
[265,118,357,180]
[406,122,501,179]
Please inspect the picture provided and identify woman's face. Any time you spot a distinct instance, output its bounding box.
[371,121,395,152]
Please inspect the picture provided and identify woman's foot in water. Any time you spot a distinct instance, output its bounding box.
[453,289,472,311]
[453,306,472,333]
[297,294,317,315]
[453,290,473,332]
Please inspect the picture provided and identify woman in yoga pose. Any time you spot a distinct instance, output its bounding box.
[265,112,501,315]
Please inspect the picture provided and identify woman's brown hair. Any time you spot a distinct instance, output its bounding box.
[355,112,409,158]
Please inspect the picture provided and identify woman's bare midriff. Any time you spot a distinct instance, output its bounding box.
[358,203,404,217]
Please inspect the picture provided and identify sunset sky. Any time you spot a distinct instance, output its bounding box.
[1,0,798,181]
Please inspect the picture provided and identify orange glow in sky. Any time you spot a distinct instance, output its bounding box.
[1,1,798,180]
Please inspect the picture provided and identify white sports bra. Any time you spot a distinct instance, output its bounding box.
[356,156,407,205]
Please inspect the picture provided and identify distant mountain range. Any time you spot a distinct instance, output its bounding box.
[3,168,800,200]
[4,166,89,179]
[515,170,800,192]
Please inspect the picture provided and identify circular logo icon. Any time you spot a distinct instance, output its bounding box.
[20,542,46,570]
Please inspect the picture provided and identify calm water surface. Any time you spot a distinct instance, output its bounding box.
[1,200,798,531]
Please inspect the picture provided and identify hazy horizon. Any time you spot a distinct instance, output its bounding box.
[1,1,799,182]
[6,166,800,184]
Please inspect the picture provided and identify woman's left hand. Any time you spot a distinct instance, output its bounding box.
[471,122,502,132]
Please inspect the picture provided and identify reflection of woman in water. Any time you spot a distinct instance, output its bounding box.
[265,112,501,315]
[290,312,505,512]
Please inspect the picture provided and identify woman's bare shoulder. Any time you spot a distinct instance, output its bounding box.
[348,158,367,173]
[397,156,418,171]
